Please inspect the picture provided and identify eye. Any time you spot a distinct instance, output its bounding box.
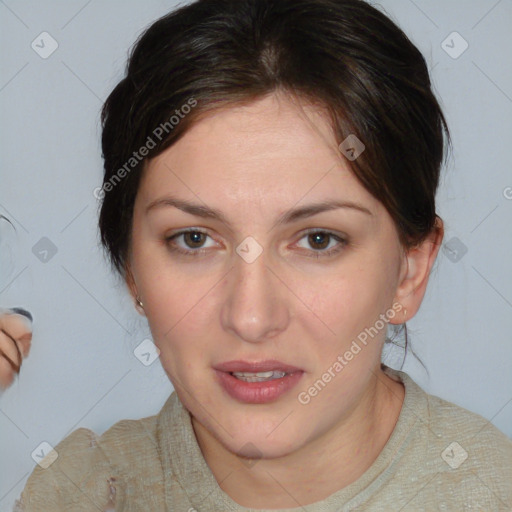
[165,228,347,259]
[294,230,347,258]
[165,229,217,256]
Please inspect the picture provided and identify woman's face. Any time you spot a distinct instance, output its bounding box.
[128,93,407,458]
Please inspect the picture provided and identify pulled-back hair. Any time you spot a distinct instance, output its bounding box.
[99,0,449,278]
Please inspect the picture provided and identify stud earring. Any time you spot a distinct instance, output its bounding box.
[136,296,144,309]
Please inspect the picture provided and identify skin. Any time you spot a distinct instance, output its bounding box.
[125,92,443,508]
[0,312,32,390]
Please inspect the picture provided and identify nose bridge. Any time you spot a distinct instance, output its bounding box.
[221,247,288,343]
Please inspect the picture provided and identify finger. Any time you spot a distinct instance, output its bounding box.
[0,312,32,357]
[0,356,16,390]
[0,310,33,390]
[0,329,22,373]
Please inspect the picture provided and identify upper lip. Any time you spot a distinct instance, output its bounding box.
[214,360,303,373]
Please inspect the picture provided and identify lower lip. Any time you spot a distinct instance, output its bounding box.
[215,370,304,404]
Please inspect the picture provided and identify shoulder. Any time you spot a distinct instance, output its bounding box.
[396,370,512,509]
[424,389,512,468]
[14,413,160,511]
[428,393,512,509]
[391,368,512,463]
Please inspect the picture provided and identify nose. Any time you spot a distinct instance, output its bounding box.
[221,250,289,344]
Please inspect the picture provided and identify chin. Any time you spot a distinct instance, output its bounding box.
[218,415,308,460]
[226,433,302,460]
[184,386,313,459]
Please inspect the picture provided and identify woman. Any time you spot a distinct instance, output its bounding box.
[12,0,512,510]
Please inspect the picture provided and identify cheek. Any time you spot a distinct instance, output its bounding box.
[294,250,400,366]
[304,255,395,328]
[131,228,204,321]
[134,252,221,364]
[143,274,217,343]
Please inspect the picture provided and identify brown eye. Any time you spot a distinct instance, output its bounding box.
[295,230,347,258]
[165,229,216,256]
[182,231,207,248]
[308,232,330,250]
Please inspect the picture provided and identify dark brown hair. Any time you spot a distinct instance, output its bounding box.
[99,0,450,278]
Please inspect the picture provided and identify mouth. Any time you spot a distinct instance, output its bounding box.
[213,360,304,404]
[229,370,289,383]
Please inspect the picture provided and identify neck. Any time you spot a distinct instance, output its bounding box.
[192,368,405,509]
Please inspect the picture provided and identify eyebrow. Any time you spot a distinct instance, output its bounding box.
[145,196,372,228]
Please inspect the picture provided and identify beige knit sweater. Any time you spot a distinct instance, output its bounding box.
[13,368,512,511]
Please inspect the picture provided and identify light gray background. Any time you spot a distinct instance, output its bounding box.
[0,0,511,509]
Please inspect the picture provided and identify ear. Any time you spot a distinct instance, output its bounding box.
[125,263,146,316]
[390,217,444,324]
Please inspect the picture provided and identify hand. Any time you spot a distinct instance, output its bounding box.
[0,308,33,390]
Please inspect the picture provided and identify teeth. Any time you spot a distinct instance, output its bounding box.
[232,371,287,382]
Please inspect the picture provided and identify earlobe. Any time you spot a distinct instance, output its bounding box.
[125,264,146,316]
[389,217,444,323]
[135,296,145,315]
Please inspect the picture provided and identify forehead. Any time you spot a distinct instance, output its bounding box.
[139,93,380,214]
[171,94,338,166]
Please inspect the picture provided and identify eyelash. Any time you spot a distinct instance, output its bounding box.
[165,228,347,259]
